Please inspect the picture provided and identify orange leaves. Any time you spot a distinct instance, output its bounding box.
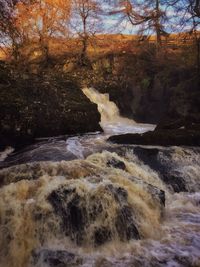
[14,0,72,41]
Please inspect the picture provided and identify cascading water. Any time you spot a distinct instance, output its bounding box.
[83,87,121,124]
[82,87,155,135]
[0,89,200,267]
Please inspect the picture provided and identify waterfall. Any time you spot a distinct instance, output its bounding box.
[82,87,155,134]
[0,87,199,267]
[82,87,122,123]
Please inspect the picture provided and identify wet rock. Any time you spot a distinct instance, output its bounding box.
[0,160,99,187]
[48,188,86,245]
[68,198,85,232]
[156,117,200,131]
[107,158,126,170]
[89,198,103,222]
[106,146,190,194]
[108,129,200,147]
[47,183,140,246]
[116,205,140,241]
[107,145,200,193]
[32,249,82,267]
[94,227,111,246]
[133,147,187,193]
[105,184,128,203]
[162,174,186,193]
[147,184,165,207]
[126,174,166,207]
[0,132,34,152]
[0,76,102,150]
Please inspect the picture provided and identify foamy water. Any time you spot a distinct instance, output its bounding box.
[0,146,14,162]
[82,87,155,135]
[0,88,199,267]
[0,149,200,267]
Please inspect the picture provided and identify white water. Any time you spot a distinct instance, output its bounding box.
[0,148,200,267]
[0,89,200,267]
[64,87,155,159]
[82,87,155,135]
[0,146,14,162]
[0,87,154,163]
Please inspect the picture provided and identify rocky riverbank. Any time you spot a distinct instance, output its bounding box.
[1,45,199,151]
[66,49,200,126]
[108,109,200,147]
[108,128,200,147]
[0,63,101,150]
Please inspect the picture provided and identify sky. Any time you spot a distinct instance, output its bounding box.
[102,2,200,35]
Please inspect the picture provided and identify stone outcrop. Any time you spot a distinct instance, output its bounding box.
[108,129,200,147]
[48,184,140,246]
[90,53,200,125]
[0,73,102,150]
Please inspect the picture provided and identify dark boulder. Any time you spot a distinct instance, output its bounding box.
[108,129,200,147]
[94,227,112,246]
[133,147,187,193]
[156,118,200,131]
[47,188,86,245]
[115,205,140,241]
[0,75,102,150]
[47,183,140,246]
[107,158,126,170]
[146,184,165,207]
[105,145,198,194]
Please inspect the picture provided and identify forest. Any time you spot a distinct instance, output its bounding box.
[0,0,200,64]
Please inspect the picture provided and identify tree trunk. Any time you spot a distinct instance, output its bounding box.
[79,15,89,66]
[197,37,200,73]
[39,36,49,62]
[39,0,49,62]
[194,0,200,17]
[11,38,20,61]
[80,37,88,65]
[155,0,161,47]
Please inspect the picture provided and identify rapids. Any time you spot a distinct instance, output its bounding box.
[0,88,200,267]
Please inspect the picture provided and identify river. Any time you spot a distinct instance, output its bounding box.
[0,88,199,267]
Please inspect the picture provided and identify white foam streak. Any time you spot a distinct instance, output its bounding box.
[66,137,85,159]
[0,147,14,162]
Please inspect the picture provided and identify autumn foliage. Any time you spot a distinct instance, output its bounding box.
[0,0,199,67]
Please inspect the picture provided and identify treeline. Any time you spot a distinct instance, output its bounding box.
[0,0,199,66]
